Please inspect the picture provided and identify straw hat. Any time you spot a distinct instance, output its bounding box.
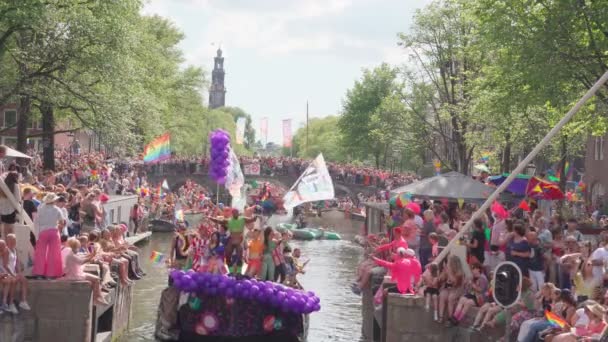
[42,193,59,204]
[586,303,607,318]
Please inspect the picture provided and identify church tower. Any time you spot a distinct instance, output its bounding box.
[209,48,226,109]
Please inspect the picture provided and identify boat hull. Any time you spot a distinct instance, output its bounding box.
[155,287,308,342]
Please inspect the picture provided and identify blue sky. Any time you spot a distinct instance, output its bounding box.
[142,0,432,144]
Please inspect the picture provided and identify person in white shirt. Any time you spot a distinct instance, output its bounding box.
[590,234,608,282]
[32,193,64,278]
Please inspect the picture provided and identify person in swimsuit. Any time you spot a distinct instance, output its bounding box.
[245,227,264,277]
[167,223,190,270]
[210,209,258,274]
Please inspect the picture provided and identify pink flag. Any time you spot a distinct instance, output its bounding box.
[282,119,292,147]
[260,117,268,141]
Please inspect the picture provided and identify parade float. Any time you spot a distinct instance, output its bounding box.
[155,271,318,341]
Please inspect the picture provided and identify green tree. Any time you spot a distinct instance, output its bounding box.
[339,63,406,168]
[291,116,346,162]
[218,106,256,149]
[398,0,485,173]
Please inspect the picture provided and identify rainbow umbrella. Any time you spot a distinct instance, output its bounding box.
[389,196,397,208]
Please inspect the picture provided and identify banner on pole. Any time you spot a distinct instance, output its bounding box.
[283,153,335,209]
[236,118,246,145]
[243,163,261,176]
[225,148,246,211]
[282,119,292,148]
[260,117,268,142]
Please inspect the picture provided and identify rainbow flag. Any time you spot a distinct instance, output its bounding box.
[175,208,184,222]
[481,151,491,162]
[555,161,573,181]
[150,251,165,264]
[545,310,566,328]
[143,133,171,164]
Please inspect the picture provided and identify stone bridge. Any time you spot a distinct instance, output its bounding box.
[146,169,379,202]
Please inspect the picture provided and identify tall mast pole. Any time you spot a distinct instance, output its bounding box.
[306,101,309,157]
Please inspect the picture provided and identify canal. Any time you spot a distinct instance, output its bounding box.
[122,211,364,342]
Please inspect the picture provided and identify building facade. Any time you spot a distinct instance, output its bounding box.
[0,103,98,153]
[0,103,43,150]
[208,48,226,109]
[584,134,607,209]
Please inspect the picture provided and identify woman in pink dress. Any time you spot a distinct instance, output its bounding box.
[63,238,109,305]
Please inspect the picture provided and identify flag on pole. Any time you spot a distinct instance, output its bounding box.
[260,117,268,142]
[224,148,246,211]
[162,179,170,190]
[150,251,165,264]
[174,203,185,222]
[283,154,335,209]
[282,119,292,148]
[236,117,246,145]
[143,133,171,164]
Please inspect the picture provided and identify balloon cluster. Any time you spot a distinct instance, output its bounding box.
[170,270,321,315]
[208,130,231,184]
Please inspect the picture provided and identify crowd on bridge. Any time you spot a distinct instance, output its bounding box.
[356,193,608,341]
[142,155,419,191]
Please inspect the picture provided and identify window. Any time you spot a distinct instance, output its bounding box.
[110,209,115,224]
[595,137,605,161]
[28,120,42,130]
[3,110,17,128]
[117,206,122,224]
[2,137,16,148]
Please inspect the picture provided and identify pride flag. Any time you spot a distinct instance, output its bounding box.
[150,251,165,264]
[545,310,566,328]
[143,133,171,164]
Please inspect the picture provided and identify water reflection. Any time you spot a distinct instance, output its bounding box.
[123,211,363,342]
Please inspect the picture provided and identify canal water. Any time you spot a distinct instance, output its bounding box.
[123,211,364,342]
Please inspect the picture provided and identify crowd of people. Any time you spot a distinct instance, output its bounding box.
[357,197,608,341]
[164,206,308,287]
[0,146,149,314]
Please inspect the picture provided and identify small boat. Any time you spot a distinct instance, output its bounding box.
[149,219,176,233]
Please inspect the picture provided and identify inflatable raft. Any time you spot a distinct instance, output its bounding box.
[275,223,341,241]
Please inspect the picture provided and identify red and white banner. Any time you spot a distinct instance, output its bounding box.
[282,119,292,148]
[260,117,268,142]
[243,163,260,175]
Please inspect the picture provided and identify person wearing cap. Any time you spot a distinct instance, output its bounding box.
[372,247,421,294]
[209,209,258,274]
[32,193,64,278]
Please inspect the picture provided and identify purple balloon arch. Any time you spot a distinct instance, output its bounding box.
[208,129,231,185]
[170,270,321,315]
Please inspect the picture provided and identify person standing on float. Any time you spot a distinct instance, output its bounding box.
[210,209,259,274]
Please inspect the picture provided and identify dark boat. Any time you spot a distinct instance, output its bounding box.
[154,275,311,342]
[148,219,176,232]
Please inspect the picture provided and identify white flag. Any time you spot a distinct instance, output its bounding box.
[236,118,246,145]
[283,153,335,209]
[162,179,170,190]
[224,148,246,211]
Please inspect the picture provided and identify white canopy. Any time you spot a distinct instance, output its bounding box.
[5,147,32,159]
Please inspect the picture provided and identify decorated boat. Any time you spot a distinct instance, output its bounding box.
[155,271,316,342]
